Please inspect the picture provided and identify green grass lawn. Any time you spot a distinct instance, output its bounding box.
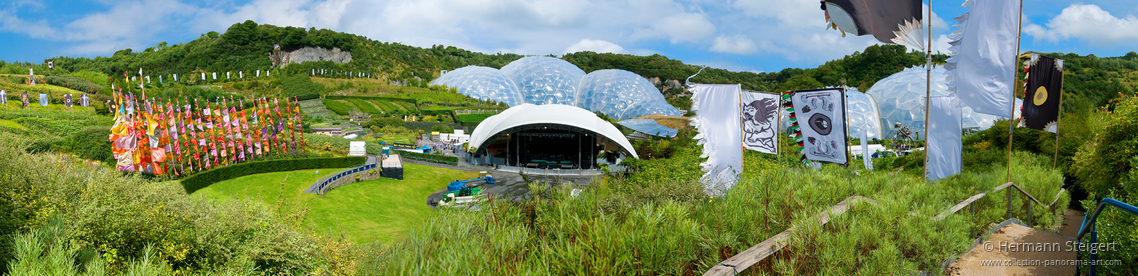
[191,163,479,244]
[0,119,28,130]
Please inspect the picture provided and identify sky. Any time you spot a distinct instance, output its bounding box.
[1,0,1136,74]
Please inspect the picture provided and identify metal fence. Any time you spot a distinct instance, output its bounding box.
[495,165,601,176]
[309,157,379,195]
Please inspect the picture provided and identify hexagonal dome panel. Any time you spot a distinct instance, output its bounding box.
[577,69,682,120]
[429,66,524,106]
[500,56,586,105]
[846,88,884,139]
[867,67,1022,139]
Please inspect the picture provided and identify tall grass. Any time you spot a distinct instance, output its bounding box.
[358,136,1067,274]
[0,136,336,275]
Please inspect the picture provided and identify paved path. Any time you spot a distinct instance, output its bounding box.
[946,221,1077,275]
[426,170,599,208]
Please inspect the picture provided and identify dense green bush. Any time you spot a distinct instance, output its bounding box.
[429,124,453,133]
[398,151,457,165]
[362,117,405,129]
[180,156,365,194]
[0,137,331,274]
[1070,95,1138,274]
[57,126,113,165]
[45,75,102,94]
[454,113,496,124]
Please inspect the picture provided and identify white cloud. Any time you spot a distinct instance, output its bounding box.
[710,34,758,55]
[1024,4,1138,45]
[652,12,717,43]
[565,39,627,54]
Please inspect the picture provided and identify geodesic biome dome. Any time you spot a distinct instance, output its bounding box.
[499,57,586,105]
[429,66,524,106]
[429,56,681,120]
[866,67,1022,139]
[577,69,682,120]
[845,89,884,139]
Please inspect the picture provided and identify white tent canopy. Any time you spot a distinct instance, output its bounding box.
[468,104,639,159]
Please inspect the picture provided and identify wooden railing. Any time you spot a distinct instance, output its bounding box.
[703,182,1066,276]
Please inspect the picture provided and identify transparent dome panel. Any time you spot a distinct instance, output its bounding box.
[500,57,586,105]
[429,66,524,106]
[577,69,681,120]
[846,89,884,139]
[867,67,1022,138]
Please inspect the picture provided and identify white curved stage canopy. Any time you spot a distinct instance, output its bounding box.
[469,104,639,159]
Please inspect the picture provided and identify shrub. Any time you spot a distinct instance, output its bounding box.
[0,137,325,274]
[58,126,113,166]
[1070,95,1138,274]
[429,124,453,133]
[362,117,405,129]
[398,151,457,165]
[180,156,365,194]
[45,75,102,94]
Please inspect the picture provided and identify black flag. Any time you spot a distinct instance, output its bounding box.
[821,0,923,48]
[1022,54,1063,131]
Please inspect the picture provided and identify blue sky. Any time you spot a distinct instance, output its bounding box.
[2,0,1136,74]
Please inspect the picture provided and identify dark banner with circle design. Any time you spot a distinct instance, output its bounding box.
[1023,55,1063,131]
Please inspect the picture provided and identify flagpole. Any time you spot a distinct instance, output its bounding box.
[922,0,932,181]
[777,97,783,167]
[1053,70,1064,169]
[1006,0,1025,184]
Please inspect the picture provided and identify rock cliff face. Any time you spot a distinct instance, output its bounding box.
[270,45,352,68]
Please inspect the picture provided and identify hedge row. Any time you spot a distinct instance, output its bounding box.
[324,95,417,104]
[399,151,458,165]
[45,75,102,94]
[180,156,366,194]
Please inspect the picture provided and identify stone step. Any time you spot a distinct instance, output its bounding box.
[946,221,1077,275]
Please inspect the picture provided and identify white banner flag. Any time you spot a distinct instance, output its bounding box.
[239,71,243,79]
[740,91,780,155]
[212,72,217,80]
[927,96,962,180]
[691,84,743,195]
[945,0,1020,117]
[861,131,873,171]
[256,70,260,77]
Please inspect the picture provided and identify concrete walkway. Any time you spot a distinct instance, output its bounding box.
[945,221,1077,275]
[426,170,599,208]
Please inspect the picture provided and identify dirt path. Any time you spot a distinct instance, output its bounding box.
[946,223,1076,276]
[1058,209,1086,238]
